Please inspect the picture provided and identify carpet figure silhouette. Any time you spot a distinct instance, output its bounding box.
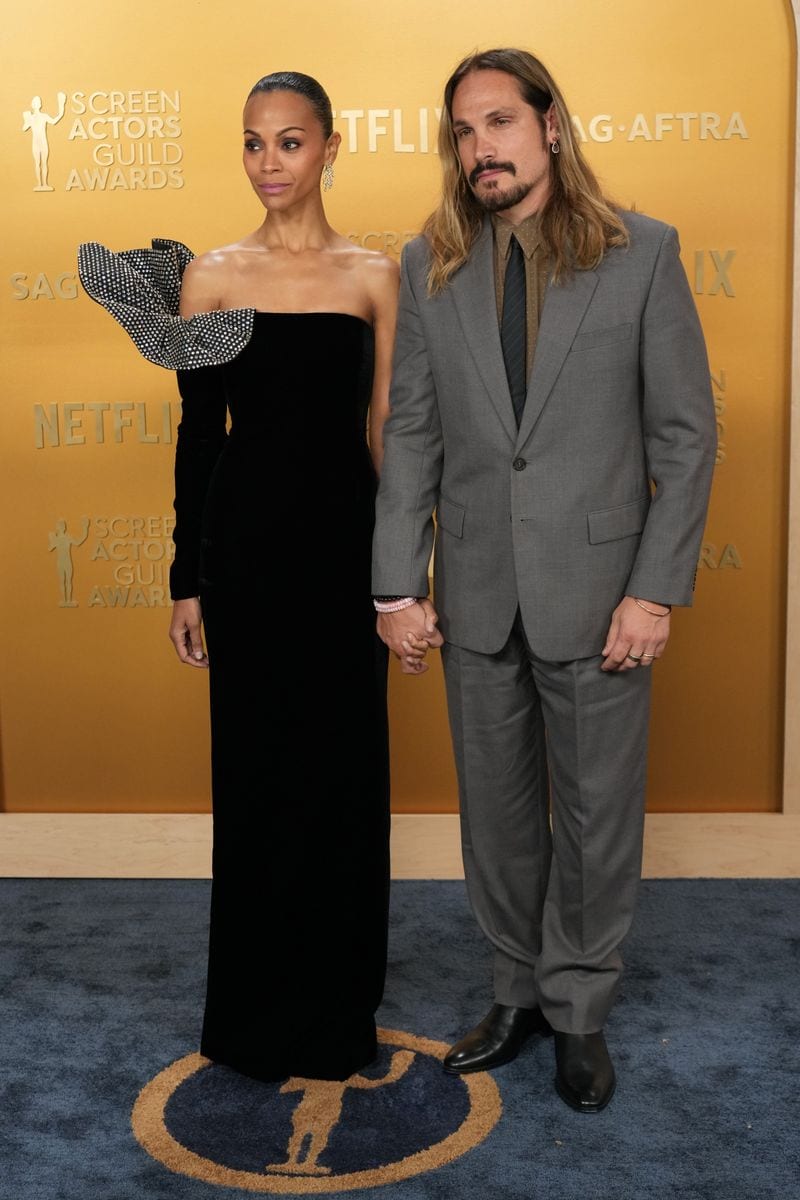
[266,1052,415,1176]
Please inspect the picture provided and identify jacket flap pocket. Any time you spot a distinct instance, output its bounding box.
[587,495,650,544]
[437,495,465,538]
[572,322,633,352]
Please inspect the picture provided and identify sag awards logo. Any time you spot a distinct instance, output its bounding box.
[21,88,184,192]
[48,515,175,609]
[131,1029,501,1193]
[572,110,748,143]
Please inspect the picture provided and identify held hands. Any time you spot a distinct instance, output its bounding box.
[601,595,670,673]
[169,597,209,668]
[377,599,444,675]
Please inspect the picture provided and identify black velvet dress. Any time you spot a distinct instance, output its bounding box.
[170,313,390,1082]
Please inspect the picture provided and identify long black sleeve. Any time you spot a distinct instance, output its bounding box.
[169,366,228,600]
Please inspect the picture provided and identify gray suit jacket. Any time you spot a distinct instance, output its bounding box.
[372,211,717,660]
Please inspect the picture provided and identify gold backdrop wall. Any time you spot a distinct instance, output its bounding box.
[1,0,794,813]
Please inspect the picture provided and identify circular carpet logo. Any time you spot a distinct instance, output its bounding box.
[132,1027,501,1192]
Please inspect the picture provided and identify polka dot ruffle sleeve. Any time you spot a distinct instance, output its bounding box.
[77,238,254,370]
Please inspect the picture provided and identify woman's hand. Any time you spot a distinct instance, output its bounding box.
[169,598,208,668]
[377,599,444,675]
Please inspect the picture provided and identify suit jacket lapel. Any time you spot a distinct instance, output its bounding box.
[516,266,599,449]
[450,220,517,443]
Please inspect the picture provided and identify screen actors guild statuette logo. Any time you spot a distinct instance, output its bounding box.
[131,1028,502,1193]
[48,517,89,607]
[22,93,66,191]
[20,88,184,192]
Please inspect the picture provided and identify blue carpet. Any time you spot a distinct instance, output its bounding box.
[1,878,798,1199]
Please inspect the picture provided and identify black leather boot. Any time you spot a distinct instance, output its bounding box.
[554,1031,616,1112]
[444,1004,552,1074]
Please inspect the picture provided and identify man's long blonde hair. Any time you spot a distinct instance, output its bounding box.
[424,49,629,295]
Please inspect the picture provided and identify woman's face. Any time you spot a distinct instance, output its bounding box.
[242,90,337,210]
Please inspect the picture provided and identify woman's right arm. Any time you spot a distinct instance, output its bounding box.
[168,258,227,668]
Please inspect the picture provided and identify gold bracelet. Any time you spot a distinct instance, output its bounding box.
[633,597,671,618]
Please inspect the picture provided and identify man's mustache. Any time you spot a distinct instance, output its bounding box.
[469,160,516,187]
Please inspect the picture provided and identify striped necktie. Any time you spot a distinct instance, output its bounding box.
[500,234,527,426]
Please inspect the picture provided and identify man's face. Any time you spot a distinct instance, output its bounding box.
[450,69,556,223]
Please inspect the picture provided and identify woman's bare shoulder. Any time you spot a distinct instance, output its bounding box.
[186,238,256,277]
[339,244,400,300]
[341,241,399,276]
[180,240,258,313]
[364,251,399,310]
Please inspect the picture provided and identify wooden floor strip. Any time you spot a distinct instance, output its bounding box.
[0,812,798,879]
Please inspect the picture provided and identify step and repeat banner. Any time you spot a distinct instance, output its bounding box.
[1,0,794,812]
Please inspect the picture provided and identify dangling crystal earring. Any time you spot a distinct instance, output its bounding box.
[322,163,334,191]
[550,139,561,155]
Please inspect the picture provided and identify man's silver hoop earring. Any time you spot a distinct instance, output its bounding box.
[322,163,334,191]
[550,139,561,155]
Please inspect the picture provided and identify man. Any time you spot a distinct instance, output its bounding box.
[372,48,716,1112]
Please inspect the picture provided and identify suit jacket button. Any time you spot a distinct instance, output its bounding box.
[512,457,527,471]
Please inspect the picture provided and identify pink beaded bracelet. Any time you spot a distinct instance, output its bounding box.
[373,597,418,613]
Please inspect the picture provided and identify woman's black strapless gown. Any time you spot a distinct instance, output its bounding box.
[171,313,390,1082]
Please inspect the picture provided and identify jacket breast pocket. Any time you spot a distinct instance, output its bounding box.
[587,495,650,544]
[436,495,465,538]
[572,322,633,352]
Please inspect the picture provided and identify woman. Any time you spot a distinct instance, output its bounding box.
[79,72,404,1081]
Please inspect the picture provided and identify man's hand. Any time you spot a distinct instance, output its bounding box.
[377,599,444,675]
[169,597,208,668]
[601,596,670,672]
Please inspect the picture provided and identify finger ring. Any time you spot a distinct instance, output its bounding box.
[642,653,656,659]
[626,652,643,661]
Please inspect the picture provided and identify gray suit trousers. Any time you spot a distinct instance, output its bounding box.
[442,617,651,1034]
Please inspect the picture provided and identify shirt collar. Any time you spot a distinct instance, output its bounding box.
[492,211,543,260]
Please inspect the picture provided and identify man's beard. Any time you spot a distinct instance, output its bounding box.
[476,178,535,212]
[469,161,534,213]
